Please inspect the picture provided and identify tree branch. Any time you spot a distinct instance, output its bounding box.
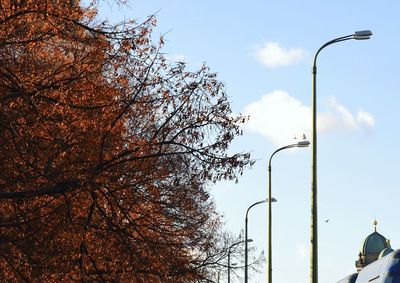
[0,180,79,200]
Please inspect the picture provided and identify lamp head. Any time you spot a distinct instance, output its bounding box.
[296,140,310,147]
[246,239,254,243]
[270,197,278,202]
[354,30,372,40]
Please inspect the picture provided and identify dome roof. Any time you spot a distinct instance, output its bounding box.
[378,240,394,258]
[361,231,387,254]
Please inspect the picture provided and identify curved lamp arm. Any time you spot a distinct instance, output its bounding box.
[268,140,310,170]
[313,30,372,71]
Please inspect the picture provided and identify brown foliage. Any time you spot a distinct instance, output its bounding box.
[0,1,253,282]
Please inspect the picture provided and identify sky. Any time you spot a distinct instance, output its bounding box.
[97,1,400,282]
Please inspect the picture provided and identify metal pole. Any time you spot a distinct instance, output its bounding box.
[311,36,349,283]
[267,143,307,283]
[228,249,231,283]
[310,31,371,283]
[310,36,347,283]
[267,141,309,283]
[245,200,268,283]
[311,61,318,283]
[268,163,272,283]
[245,216,248,283]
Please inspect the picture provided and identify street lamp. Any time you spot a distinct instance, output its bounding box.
[268,140,310,283]
[228,239,252,283]
[245,198,277,283]
[310,30,372,283]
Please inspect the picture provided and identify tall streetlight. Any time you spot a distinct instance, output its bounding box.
[310,30,372,283]
[228,239,252,283]
[268,140,310,283]
[245,198,277,283]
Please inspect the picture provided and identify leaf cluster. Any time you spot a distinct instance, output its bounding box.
[0,1,254,282]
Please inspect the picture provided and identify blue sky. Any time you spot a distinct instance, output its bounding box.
[98,1,400,282]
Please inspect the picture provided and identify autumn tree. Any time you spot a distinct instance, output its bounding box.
[0,0,255,281]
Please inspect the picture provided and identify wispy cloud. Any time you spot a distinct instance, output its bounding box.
[296,244,308,259]
[255,42,306,68]
[357,108,375,128]
[242,90,375,145]
[319,96,358,130]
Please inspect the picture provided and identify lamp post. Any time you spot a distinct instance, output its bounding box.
[310,30,372,283]
[228,239,252,283]
[245,198,277,283]
[268,140,310,283]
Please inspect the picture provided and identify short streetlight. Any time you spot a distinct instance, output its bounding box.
[228,239,252,283]
[268,140,310,283]
[244,198,277,283]
[310,30,372,283]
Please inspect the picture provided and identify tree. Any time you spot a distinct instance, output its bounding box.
[0,0,254,281]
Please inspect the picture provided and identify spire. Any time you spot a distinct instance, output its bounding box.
[374,219,378,232]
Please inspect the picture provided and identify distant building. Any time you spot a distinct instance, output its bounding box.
[337,221,400,283]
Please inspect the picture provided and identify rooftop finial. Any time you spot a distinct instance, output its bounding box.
[374,219,378,232]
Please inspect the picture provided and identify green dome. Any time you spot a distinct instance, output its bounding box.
[360,232,387,254]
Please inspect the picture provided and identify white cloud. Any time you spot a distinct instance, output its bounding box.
[255,42,306,68]
[165,53,187,63]
[242,90,375,145]
[243,90,310,145]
